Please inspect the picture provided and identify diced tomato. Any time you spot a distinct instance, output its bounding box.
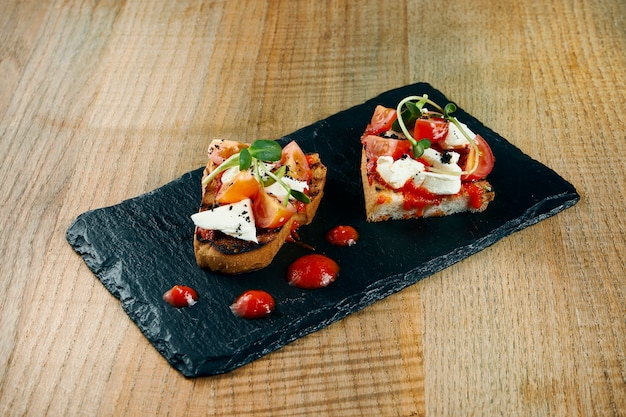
[207,140,247,166]
[461,134,495,181]
[216,171,260,204]
[281,141,311,181]
[362,135,412,160]
[163,285,199,308]
[252,188,296,229]
[230,290,276,319]
[413,115,449,144]
[363,105,397,136]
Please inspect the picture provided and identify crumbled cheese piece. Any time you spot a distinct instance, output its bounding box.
[413,171,462,195]
[421,148,462,174]
[264,177,308,201]
[442,121,475,149]
[376,155,425,189]
[191,198,257,243]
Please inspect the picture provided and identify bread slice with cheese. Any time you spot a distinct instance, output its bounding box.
[192,140,327,274]
[361,148,494,221]
[360,102,495,222]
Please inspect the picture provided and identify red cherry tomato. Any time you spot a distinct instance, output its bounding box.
[363,105,397,136]
[462,134,495,181]
[281,141,312,181]
[362,135,412,160]
[287,254,340,289]
[252,188,296,229]
[216,171,261,204]
[326,225,359,247]
[413,115,449,144]
[163,285,199,308]
[230,290,276,319]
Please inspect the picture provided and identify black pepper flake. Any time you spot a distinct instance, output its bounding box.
[441,151,452,164]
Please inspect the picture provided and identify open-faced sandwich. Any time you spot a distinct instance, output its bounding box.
[191,139,327,274]
[360,95,495,222]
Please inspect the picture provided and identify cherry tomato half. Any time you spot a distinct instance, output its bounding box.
[252,188,296,229]
[230,290,276,319]
[413,115,449,144]
[281,141,312,181]
[462,134,495,181]
[363,105,397,136]
[216,171,260,204]
[362,135,412,160]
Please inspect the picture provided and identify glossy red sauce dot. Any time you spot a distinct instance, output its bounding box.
[325,225,359,247]
[287,254,340,289]
[230,290,276,319]
[163,285,199,308]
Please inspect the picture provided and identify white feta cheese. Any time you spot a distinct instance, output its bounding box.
[376,155,425,189]
[191,198,257,243]
[442,121,475,149]
[413,171,462,195]
[264,177,308,201]
[421,148,462,174]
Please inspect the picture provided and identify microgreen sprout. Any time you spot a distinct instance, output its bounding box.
[202,140,310,205]
[394,94,480,175]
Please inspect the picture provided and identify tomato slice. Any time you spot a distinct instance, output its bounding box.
[216,171,260,204]
[281,141,311,181]
[252,188,296,229]
[462,134,495,181]
[413,115,449,144]
[207,139,247,166]
[362,135,412,160]
[363,105,397,136]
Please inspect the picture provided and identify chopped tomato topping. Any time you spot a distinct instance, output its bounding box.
[207,140,246,166]
[363,105,397,136]
[413,115,449,144]
[215,171,261,204]
[252,188,296,229]
[281,141,311,181]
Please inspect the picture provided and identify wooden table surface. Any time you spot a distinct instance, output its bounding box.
[1,0,625,416]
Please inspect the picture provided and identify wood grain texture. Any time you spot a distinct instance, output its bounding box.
[0,0,624,416]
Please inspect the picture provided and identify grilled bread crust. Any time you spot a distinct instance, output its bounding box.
[360,149,494,222]
[194,153,326,274]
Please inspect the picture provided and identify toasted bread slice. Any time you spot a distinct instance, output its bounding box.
[194,151,326,274]
[361,149,494,222]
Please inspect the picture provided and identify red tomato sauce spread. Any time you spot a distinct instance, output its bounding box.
[287,254,340,289]
[326,225,359,246]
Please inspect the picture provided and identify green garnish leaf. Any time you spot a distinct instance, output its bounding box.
[248,140,282,162]
[444,103,457,118]
[263,164,286,186]
[239,148,252,171]
[411,139,431,158]
[290,190,311,204]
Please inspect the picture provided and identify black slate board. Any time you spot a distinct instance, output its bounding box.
[66,83,579,377]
